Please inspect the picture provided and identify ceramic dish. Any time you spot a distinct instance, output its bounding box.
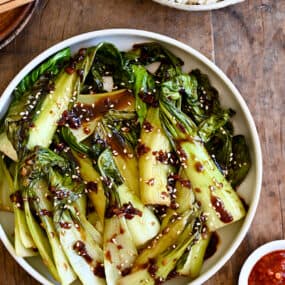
[153,0,244,11]
[239,240,285,285]
[0,29,262,285]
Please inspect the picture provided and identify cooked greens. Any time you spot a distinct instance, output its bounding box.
[0,41,251,285]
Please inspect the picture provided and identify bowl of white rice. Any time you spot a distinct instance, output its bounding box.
[152,0,244,11]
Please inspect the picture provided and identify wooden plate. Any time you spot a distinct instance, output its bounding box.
[0,0,39,49]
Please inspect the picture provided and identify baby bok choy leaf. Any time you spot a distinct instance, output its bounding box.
[119,210,203,284]
[19,148,77,284]
[132,65,156,125]
[95,111,140,196]
[54,209,106,285]
[98,149,160,248]
[0,48,70,160]
[138,107,174,206]
[159,98,246,231]
[0,156,13,211]
[47,161,105,285]
[27,47,97,150]
[97,150,137,285]
[14,48,71,98]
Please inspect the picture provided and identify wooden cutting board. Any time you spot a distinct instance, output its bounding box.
[0,0,38,49]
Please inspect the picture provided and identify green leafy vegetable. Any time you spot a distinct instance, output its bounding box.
[0,42,252,285]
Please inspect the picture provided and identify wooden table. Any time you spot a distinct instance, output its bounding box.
[0,0,284,284]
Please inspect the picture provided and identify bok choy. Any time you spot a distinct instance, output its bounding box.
[0,41,251,285]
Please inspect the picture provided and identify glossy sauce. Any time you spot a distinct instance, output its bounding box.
[73,240,93,264]
[248,250,285,285]
[204,232,219,260]
[195,161,204,172]
[210,194,233,223]
[58,90,134,129]
[93,262,105,278]
[106,130,128,157]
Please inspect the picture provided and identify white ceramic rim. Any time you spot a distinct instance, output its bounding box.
[152,0,244,11]
[238,240,285,285]
[0,28,263,285]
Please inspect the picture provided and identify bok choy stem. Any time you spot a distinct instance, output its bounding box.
[159,99,246,231]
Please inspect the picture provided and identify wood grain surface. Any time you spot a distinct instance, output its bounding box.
[0,0,284,284]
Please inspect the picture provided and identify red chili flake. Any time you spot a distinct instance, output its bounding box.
[57,109,82,129]
[167,173,181,182]
[93,262,105,278]
[111,202,143,220]
[176,145,188,162]
[77,69,84,82]
[54,142,65,152]
[39,209,53,217]
[83,127,90,134]
[170,200,179,210]
[137,143,150,156]
[176,122,187,133]
[86,181,98,193]
[10,191,23,210]
[148,258,158,277]
[55,190,68,200]
[146,178,155,186]
[168,151,180,167]
[138,91,158,107]
[161,191,169,198]
[180,179,191,189]
[143,121,153,132]
[102,177,112,188]
[153,205,168,217]
[65,66,75,74]
[152,150,169,164]
[59,222,72,229]
[195,162,204,172]
[103,98,113,109]
[73,240,93,264]
[48,185,57,193]
[121,267,131,277]
[105,250,112,262]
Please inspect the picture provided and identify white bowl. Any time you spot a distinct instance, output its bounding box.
[152,0,244,11]
[0,29,262,285]
[239,240,285,285]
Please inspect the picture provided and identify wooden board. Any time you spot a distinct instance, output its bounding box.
[0,0,284,284]
[0,0,38,49]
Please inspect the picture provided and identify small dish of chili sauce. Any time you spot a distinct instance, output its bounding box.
[239,240,285,285]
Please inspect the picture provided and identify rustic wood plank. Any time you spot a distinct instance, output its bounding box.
[206,0,285,284]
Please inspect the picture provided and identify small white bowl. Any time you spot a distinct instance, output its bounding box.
[153,0,244,11]
[239,240,285,285]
